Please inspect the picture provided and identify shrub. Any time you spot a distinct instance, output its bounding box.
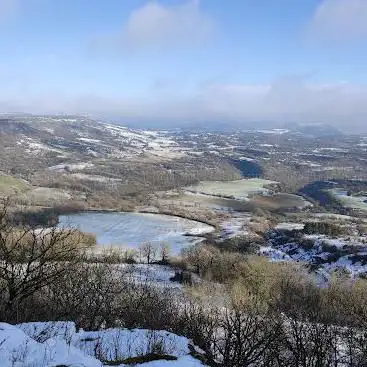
[303,221,348,236]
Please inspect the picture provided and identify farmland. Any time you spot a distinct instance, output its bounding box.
[185,179,278,200]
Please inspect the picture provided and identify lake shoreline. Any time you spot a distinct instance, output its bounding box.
[58,211,215,256]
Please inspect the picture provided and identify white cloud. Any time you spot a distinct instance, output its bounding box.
[2,78,367,132]
[310,0,367,41]
[120,0,213,51]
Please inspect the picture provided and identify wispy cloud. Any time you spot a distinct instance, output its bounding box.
[309,0,367,41]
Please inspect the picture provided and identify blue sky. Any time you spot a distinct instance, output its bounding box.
[1,0,367,131]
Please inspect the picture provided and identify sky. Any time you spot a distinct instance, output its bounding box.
[1,0,367,131]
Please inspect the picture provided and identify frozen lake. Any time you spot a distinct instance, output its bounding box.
[58,212,214,255]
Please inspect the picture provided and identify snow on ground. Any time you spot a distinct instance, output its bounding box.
[97,124,185,160]
[78,137,102,143]
[264,230,367,278]
[238,156,255,162]
[48,162,94,172]
[120,264,184,290]
[329,189,367,212]
[0,321,205,366]
[275,222,305,231]
[19,137,63,155]
[70,173,122,183]
[322,256,367,278]
[88,148,102,157]
[259,246,291,261]
[298,161,322,168]
[74,328,190,361]
[0,322,101,367]
[220,214,252,238]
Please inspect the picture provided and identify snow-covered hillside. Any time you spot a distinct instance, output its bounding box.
[263,229,367,279]
[11,116,183,161]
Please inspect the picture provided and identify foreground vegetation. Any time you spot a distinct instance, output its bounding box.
[0,201,367,366]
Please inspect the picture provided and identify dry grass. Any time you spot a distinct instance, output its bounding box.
[0,175,30,196]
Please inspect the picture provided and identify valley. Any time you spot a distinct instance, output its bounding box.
[3,2,367,364]
[1,114,367,280]
[1,114,367,366]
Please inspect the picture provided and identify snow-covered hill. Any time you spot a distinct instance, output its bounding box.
[2,115,183,161]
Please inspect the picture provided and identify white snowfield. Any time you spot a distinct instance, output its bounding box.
[0,321,206,367]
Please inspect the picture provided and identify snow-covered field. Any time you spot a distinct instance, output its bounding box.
[0,322,205,366]
[186,179,278,200]
[59,212,214,256]
[329,189,367,212]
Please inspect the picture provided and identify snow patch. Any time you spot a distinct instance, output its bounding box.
[0,321,206,366]
[275,223,305,231]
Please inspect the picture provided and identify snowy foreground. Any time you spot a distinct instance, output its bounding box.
[0,322,206,367]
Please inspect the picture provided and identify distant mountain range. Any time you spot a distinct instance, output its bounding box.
[282,122,343,137]
[0,112,345,138]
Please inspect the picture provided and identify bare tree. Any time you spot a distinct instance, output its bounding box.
[159,242,170,263]
[139,243,156,264]
[0,199,85,318]
[46,262,126,330]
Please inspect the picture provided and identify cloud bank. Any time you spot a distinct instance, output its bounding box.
[2,0,367,133]
[310,0,367,41]
[2,78,367,132]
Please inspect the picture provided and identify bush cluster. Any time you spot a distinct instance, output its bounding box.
[1,201,367,366]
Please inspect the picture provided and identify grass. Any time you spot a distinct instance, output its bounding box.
[179,186,307,213]
[17,187,74,206]
[0,174,30,196]
[176,192,253,211]
[251,193,311,211]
